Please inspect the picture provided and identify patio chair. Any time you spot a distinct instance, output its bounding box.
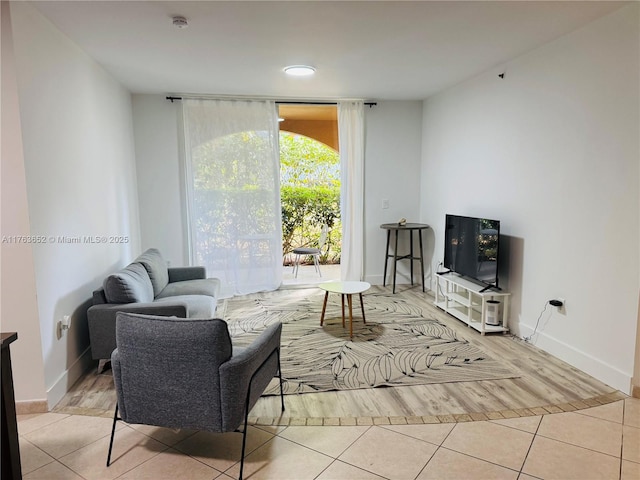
[106,312,284,480]
[292,224,328,278]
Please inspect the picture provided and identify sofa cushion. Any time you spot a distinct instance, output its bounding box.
[103,263,154,304]
[153,295,217,319]
[155,278,221,300]
[135,248,169,297]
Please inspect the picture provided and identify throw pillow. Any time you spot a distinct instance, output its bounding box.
[104,263,154,304]
[135,248,170,296]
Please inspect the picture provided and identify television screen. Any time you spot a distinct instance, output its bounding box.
[443,214,500,287]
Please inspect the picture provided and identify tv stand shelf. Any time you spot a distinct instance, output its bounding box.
[434,273,510,335]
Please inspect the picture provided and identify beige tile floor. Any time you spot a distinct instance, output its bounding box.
[18,396,640,480]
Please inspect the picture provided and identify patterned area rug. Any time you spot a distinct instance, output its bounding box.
[220,286,518,395]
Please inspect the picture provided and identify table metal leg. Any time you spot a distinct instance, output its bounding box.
[393,230,399,293]
[418,230,425,292]
[347,294,354,339]
[341,294,346,327]
[383,230,390,287]
[409,231,414,286]
[320,292,329,326]
[359,293,366,324]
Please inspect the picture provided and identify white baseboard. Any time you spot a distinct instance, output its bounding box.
[16,400,48,414]
[365,274,384,286]
[46,346,94,409]
[365,273,428,289]
[519,325,632,395]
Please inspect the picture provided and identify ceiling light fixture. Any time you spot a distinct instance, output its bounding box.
[284,65,316,76]
[172,16,189,28]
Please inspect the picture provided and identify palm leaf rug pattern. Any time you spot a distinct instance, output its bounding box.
[221,287,518,395]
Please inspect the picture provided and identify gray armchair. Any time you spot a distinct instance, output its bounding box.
[106,312,284,480]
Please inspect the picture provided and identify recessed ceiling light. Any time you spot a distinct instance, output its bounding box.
[284,65,316,76]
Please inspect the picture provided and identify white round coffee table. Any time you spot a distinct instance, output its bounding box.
[318,281,371,339]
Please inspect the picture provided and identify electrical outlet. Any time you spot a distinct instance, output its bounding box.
[550,298,566,314]
[382,199,389,209]
[57,315,72,339]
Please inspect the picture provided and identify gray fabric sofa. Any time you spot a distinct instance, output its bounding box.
[88,248,221,361]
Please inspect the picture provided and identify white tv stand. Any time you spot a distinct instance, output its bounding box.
[434,273,510,335]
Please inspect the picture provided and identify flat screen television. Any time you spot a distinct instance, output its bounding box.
[443,214,501,290]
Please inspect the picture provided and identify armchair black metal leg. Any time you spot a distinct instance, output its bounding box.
[277,348,285,412]
[238,347,285,480]
[106,404,119,467]
[240,382,252,480]
[239,426,248,480]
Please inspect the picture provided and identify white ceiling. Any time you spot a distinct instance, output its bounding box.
[31,1,627,100]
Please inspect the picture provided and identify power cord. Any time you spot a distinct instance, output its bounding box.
[436,279,450,301]
[523,301,550,343]
[435,262,454,301]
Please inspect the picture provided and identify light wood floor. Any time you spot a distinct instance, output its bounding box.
[54,285,622,424]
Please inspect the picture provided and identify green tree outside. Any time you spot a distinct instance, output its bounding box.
[280,132,341,264]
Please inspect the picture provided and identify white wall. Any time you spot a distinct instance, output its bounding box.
[420,4,639,393]
[363,101,424,285]
[1,1,47,409]
[132,95,186,266]
[10,2,141,407]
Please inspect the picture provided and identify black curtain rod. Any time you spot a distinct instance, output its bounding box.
[166,96,376,107]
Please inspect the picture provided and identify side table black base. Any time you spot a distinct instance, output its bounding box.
[380,223,430,294]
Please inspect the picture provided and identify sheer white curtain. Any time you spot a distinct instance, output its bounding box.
[338,101,365,281]
[182,99,282,296]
